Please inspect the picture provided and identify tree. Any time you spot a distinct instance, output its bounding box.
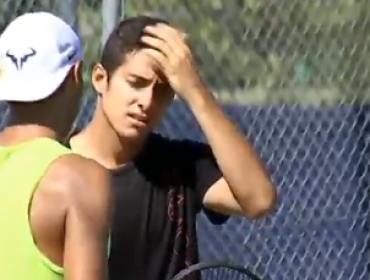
[1,0,369,104]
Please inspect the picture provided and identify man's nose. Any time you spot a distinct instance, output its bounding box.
[137,86,154,111]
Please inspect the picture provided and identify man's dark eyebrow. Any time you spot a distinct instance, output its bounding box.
[127,73,152,81]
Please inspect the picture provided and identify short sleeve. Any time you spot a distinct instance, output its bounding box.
[177,139,229,224]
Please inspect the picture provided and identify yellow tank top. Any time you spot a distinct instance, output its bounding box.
[0,137,72,280]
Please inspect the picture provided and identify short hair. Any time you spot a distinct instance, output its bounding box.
[100,15,169,78]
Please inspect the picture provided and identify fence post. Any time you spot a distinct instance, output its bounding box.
[101,0,123,45]
[121,0,126,19]
[59,0,79,33]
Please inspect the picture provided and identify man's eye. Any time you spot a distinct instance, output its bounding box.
[127,78,147,88]
[128,79,145,88]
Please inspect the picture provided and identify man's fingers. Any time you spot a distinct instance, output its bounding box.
[141,35,173,57]
[143,48,168,70]
[153,24,190,55]
[144,24,187,51]
[155,23,186,42]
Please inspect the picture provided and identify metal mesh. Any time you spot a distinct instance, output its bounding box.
[1,1,370,280]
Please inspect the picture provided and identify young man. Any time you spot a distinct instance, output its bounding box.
[70,16,277,280]
[0,12,112,280]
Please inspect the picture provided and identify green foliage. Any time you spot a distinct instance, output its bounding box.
[1,0,370,105]
[125,0,370,104]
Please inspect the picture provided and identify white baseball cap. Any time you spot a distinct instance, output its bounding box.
[0,12,83,102]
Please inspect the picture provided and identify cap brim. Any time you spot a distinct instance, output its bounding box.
[0,64,73,102]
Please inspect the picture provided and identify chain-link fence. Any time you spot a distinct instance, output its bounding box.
[1,0,370,279]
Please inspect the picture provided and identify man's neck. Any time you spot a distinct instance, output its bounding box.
[0,124,59,146]
[71,112,147,169]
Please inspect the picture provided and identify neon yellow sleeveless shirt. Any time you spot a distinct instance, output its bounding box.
[0,137,72,280]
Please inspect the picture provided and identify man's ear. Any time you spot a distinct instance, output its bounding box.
[72,61,83,84]
[92,63,109,96]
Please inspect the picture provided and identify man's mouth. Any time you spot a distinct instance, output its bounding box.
[128,114,148,127]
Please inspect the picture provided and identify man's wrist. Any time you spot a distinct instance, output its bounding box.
[185,83,216,111]
[185,88,225,132]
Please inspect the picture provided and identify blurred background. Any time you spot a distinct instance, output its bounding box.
[1,0,370,279]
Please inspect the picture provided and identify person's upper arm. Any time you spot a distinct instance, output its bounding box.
[62,155,113,280]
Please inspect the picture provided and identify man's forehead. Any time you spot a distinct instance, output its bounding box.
[123,49,165,82]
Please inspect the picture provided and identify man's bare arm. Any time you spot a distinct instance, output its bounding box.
[141,24,276,219]
[62,155,113,280]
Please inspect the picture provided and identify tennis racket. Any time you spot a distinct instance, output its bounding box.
[171,261,264,280]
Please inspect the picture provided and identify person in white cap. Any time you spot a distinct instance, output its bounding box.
[0,12,112,280]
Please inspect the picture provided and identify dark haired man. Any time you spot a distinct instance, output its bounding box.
[0,12,112,280]
[70,16,276,280]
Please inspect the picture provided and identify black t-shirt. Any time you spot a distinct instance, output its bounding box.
[71,133,228,280]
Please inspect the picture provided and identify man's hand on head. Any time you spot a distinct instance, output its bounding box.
[140,23,208,104]
[141,22,276,219]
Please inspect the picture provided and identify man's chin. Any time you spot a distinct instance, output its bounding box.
[119,127,149,140]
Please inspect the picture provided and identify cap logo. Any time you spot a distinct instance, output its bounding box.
[5,47,36,70]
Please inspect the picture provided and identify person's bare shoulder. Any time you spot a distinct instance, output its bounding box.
[53,153,112,200]
[45,153,113,280]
